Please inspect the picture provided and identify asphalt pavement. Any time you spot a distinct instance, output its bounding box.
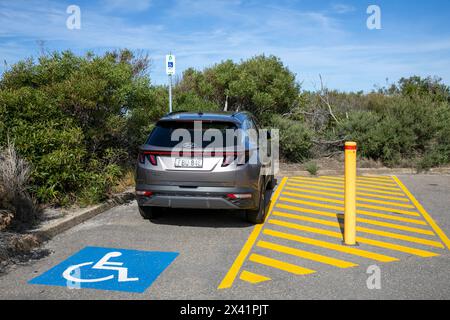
[1,174,449,300]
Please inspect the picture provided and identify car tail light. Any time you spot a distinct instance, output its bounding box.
[138,152,157,166]
[136,190,153,197]
[226,193,252,200]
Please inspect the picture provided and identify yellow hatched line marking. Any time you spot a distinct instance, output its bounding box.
[279,197,421,217]
[239,270,271,284]
[263,229,398,262]
[273,211,442,241]
[285,186,411,205]
[276,203,428,226]
[289,179,406,196]
[290,178,342,188]
[356,217,434,236]
[356,226,444,248]
[291,177,402,191]
[321,176,398,187]
[249,254,316,275]
[268,219,440,257]
[316,177,399,188]
[393,176,450,250]
[321,175,394,183]
[357,186,405,196]
[282,191,415,211]
[257,240,358,268]
[287,182,344,193]
[273,209,434,235]
[217,177,288,290]
[286,183,410,202]
[273,211,437,243]
[356,191,410,202]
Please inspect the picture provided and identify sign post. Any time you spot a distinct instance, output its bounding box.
[166,54,176,113]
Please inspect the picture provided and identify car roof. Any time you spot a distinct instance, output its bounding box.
[159,111,251,124]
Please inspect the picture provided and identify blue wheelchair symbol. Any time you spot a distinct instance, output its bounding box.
[29,247,179,293]
[168,62,174,68]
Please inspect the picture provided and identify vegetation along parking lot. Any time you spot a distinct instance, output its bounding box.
[1,49,450,236]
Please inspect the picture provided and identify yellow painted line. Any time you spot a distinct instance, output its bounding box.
[282,191,416,213]
[356,192,410,202]
[322,176,399,187]
[285,186,412,207]
[276,203,428,225]
[393,176,450,250]
[268,219,440,257]
[356,217,435,236]
[239,270,271,284]
[217,177,288,290]
[287,182,344,193]
[263,229,398,262]
[249,254,316,275]
[356,197,413,208]
[279,197,421,217]
[273,211,437,243]
[274,209,433,235]
[289,178,342,188]
[274,210,339,227]
[289,180,406,196]
[356,237,440,258]
[357,187,406,196]
[257,240,358,268]
[356,226,444,248]
[294,177,401,191]
[321,177,400,189]
[286,184,410,202]
[322,175,394,183]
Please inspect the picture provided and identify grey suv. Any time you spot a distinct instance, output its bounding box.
[135,111,275,224]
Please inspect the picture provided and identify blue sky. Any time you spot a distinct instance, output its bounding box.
[1,0,450,91]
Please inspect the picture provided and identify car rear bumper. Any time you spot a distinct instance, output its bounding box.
[135,185,259,210]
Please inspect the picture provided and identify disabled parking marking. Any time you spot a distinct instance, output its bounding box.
[29,247,179,293]
[218,175,449,290]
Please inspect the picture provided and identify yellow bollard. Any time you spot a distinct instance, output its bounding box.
[344,142,357,246]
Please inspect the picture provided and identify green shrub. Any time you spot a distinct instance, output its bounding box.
[0,50,159,206]
[270,115,312,162]
[305,162,319,176]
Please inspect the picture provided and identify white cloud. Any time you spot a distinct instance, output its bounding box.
[101,0,152,12]
[332,3,356,14]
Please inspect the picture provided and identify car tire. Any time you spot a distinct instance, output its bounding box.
[267,175,277,190]
[246,188,266,224]
[138,206,161,220]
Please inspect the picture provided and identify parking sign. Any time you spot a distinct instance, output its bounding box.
[166,54,175,75]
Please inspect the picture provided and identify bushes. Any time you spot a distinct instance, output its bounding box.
[270,115,312,162]
[0,140,38,226]
[337,94,444,167]
[0,50,159,206]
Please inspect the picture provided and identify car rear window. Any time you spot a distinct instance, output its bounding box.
[146,121,240,148]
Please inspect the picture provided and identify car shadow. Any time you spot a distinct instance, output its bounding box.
[148,188,274,228]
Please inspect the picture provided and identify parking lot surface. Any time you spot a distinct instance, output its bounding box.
[1,175,450,300]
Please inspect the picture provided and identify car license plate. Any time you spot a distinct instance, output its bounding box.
[174,158,203,168]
